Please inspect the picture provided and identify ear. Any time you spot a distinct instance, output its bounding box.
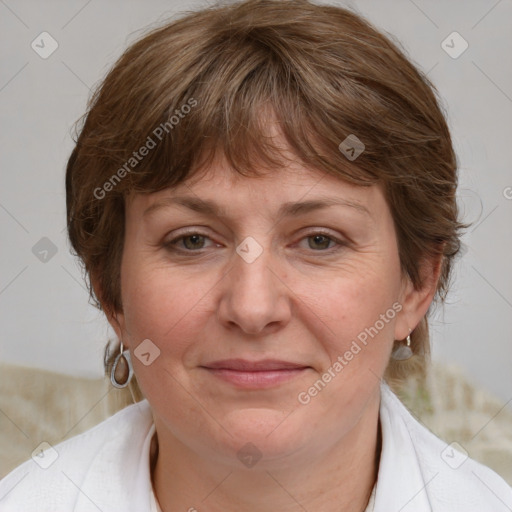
[91,272,125,342]
[394,249,444,341]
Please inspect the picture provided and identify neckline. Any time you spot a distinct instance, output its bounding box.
[149,478,377,512]
[148,418,380,512]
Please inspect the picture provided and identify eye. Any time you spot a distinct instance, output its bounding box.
[298,231,346,252]
[165,232,215,252]
[164,229,347,254]
[306,234,333,250]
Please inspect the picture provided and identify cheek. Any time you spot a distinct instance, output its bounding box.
[293,271,399,422]
[298,258,401,379]
[306,263,398,334]
[118,263,205,403]
[119,257,220,362]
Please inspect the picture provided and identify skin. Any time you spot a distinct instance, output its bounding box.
[100,134,442,512]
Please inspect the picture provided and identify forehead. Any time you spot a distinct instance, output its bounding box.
[126,106,381,212]
[127,158,388,230]
[126,114,384,217]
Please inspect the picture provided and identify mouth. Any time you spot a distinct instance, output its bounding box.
[200,359,311,389]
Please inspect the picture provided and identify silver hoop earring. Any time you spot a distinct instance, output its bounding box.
[110,342,134,388]
[391,330,413,361]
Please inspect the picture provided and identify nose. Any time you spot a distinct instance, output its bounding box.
[217,242,292,335]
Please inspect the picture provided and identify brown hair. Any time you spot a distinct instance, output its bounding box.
[66,0,468,397]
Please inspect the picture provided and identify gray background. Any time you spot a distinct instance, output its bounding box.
[1,0,511,405]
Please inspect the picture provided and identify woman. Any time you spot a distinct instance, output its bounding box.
[1,0,510,510]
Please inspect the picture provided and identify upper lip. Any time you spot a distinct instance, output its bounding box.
[202,359,310,371]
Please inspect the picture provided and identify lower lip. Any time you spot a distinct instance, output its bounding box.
[203,368,308,388]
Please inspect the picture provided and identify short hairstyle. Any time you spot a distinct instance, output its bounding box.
[65,0,468,393]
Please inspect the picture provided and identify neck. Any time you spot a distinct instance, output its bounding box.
[151,391,381,512]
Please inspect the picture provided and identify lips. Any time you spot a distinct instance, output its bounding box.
[201,359,311,389]
[202,358,309,371]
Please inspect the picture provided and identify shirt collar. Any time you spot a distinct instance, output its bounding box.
[374,382,433,511]
[74,400,155,512]
[75,384,438,512]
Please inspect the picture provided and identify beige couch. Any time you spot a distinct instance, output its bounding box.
[1,362,511,484]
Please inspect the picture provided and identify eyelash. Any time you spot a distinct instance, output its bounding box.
[164,230,347,255]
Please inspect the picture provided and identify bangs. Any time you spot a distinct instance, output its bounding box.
[79,19,389,200]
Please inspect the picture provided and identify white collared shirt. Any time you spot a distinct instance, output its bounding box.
[1,382,511,511]
[148,462,378,511]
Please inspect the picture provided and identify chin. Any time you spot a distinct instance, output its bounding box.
[210,408,314,467]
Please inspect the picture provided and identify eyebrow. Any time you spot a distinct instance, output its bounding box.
[143,195,371,219]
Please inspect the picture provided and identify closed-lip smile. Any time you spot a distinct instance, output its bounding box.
[202,358,310,371]
[200,359,310,388]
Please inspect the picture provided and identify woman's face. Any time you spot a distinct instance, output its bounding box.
[110,149,428,468]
